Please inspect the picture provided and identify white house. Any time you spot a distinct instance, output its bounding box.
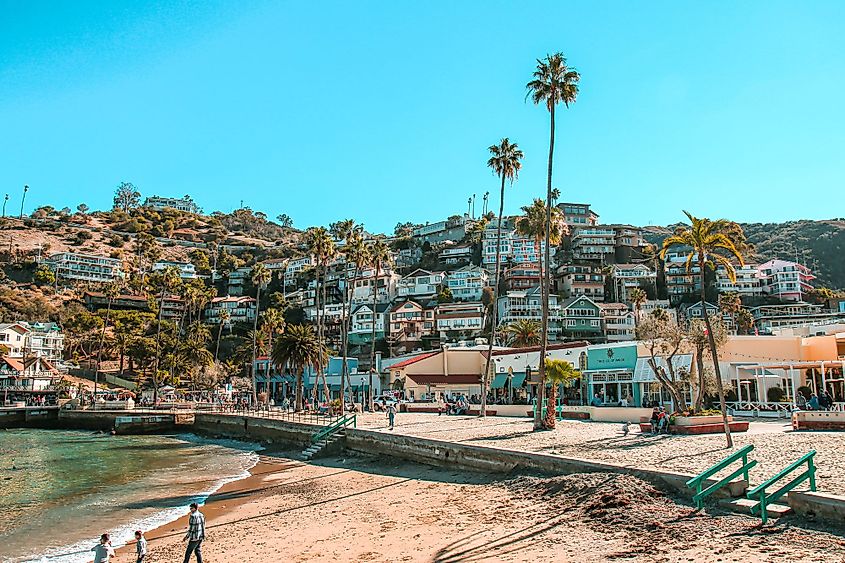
[610,264,657,302]
[153,261,197,279]
[397,269,445,299]
[0,323,29,356]
[204,296,257,324]
[18,322,64,362]
[439,244,473,265]
[599,303,636,342]
[44,252,124,283]
[482,223,551,269]
[434,302,485,336]
[351,269,400,305]
[716,264,763,298]
[445,265,489,302]
[348,303,390,345]
[143,195,200,214]
[284,256,316,288]
[497,287,563,341]
[757,259,816,302]
[0,356,61,392]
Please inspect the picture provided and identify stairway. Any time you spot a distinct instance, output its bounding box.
[720,498,793,519]
[300,430,346,461]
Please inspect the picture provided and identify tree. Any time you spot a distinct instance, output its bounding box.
[150,267,181,404]
[394,222,415,238]
[272,324,328,411]
[341,230,369,409]
[250,264,272,404]
[214,309,231,362]
[637,313,689,412]
[503,319,541,347]
[93,280,123,408]
[718,291,742,332]
[276,214,293,228]
[661,211,745,448]
[114,182,141,213]
[542,358,581,429]
[687,318,728,411]
[482,138,524,420]
[305,226,336,402]
[527,52,580,431]
[629,287,648,329]
[77,203,89,215]
[735,308,754,335]
[367,239,391,410]
[437,287,454,303]
[33,265,56,286]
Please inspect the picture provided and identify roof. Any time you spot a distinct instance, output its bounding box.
[561,295,599,309]
[389,352,440,370]
[405,374,480,385]
[211,296,256,304]
[403,268,434,278]
[390,299,423,313]
[0,323,29,334]
[352,302,392,315]
[491,341,590,356]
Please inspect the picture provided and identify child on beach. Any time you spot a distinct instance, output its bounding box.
[135,530,147,562]
[91,533,115,563]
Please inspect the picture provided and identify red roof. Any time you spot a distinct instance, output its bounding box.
[388,352,439,370]
[406,374,480,385]
[491,341,590,356]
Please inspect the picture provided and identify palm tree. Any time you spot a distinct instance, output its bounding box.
[367,239,391,410]
[661,211,745,448]
[718,291,742,333]
[260,308,285,402]
[152,267,180,404]
[341,229,368,411]
[305,227,336,402]
[93,280,122,408]
[481,138,524,419]
[214,309,230,362]
[250,264,272,404]
[735,308,754,335]
[503,319,541,347]
[272,324,328,412]
[516,199,566,328]
[527,52,579,431]
[629,287,648,329]
[542,358,581,429]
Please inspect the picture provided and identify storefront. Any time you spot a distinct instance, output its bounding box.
[583,345,638,406]
[634,355,693,408]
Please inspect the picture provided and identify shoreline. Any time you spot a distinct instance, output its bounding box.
[113,453,298,562]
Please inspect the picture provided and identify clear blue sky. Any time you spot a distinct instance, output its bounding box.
[1,1,843,233]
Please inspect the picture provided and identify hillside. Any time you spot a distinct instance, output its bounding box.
[644,219,845,290]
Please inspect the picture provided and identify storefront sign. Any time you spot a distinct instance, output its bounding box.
[587,346,638,371]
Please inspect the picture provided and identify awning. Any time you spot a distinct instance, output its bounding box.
[491,373,508,389]
[511,373,527,387]
[634,355,693,382]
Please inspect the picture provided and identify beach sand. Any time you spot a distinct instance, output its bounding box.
[113,449,845,563]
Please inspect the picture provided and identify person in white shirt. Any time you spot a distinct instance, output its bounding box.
[91,533,115,563]
[135,530,148,562]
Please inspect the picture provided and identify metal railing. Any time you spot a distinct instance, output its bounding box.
[686,445,756,509]
[726,402,793,419]
[747,450,816,524]
[311,413,357,445]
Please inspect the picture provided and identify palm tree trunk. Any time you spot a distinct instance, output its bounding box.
[295,366,303,411]
[251,286,260,406]
[215,321,224,362]
[153,288,165,405]
[700,259,732,448]
[536,103,555,431]
[482,175,506,419]
[368,263,381,411]
[340,265,359,414]
[544,381,558,428]
[694,343,705,412]
[320,262,330,402]
[93,299,113,410]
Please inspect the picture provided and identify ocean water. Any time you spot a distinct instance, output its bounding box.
[0,429,259,563]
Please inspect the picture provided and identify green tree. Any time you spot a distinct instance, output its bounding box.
[527,52,580,431]
[93,280,123,407]
[661,211,746,447]
[77,203,89,215]
[150,267,181,403]
[735,308,754,335]
[336,223,367,411]
[436,287,454,303]
[250,264,272,404]
[114,182,141,213]
[33,265,56,286]
[276,214,293,228]
[271,324,329,411]
[305,226,336,401]
[542,358,581,429]
[503,319,541,347]
[481,138,524,420]
[629,287,648,329]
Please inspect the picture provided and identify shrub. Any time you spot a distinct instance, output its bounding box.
[766,386,786,403]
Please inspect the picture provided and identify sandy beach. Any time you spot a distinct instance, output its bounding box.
[111,447,845,563]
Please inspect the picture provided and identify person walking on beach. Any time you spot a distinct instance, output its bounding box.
[91,533,115,563]
[386,402,397,430]
[135,530,147,562]
[183,502,205,563]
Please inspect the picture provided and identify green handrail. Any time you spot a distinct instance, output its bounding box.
[311,413,356,445]
[532,398,564,420]
[747,450,816,524]
[686,445,755,510]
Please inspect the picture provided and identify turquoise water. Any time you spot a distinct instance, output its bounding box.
[0,429,258,563]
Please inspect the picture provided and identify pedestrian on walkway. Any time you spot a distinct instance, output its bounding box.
[183,502,205,563]
[386,403,397,430]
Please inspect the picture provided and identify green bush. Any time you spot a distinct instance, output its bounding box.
[766,386,786,403]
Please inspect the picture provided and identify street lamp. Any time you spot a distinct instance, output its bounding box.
[19,185,28,219]
[2,194,7,217]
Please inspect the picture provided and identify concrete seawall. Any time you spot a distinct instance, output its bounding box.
[193,413,316,446]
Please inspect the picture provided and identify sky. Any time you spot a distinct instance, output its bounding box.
[0,1,843,233]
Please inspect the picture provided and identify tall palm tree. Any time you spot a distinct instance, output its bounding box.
[260,307,285,402]
[152,267,180,404]
[250,264,272,404]
[367,239,391,411]
[542,358,581,429]
[718,291,742,333]
[527,52,579,431]
[661,211,745,448]
[341,229,368,411]
[305,227,336,402]
[515,198,565,429]
[272,324,329,412]
[628,287,648,329]
[214,309,230,362]
[503,319,541,347]
[93,280,122,408]
[481,138,524,419]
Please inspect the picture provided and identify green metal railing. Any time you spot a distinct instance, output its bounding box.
[686,445,756,510]
[747,450,816,524]
[532,398,564,420]
[310,413,356,445]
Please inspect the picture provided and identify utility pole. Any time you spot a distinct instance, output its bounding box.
[467,197,472,217]
[482,192,489,216]
[471,194,476,218]
[2,194,8,217]
[19,185,28,219]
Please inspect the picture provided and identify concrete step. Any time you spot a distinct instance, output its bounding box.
[720,498,793,518]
